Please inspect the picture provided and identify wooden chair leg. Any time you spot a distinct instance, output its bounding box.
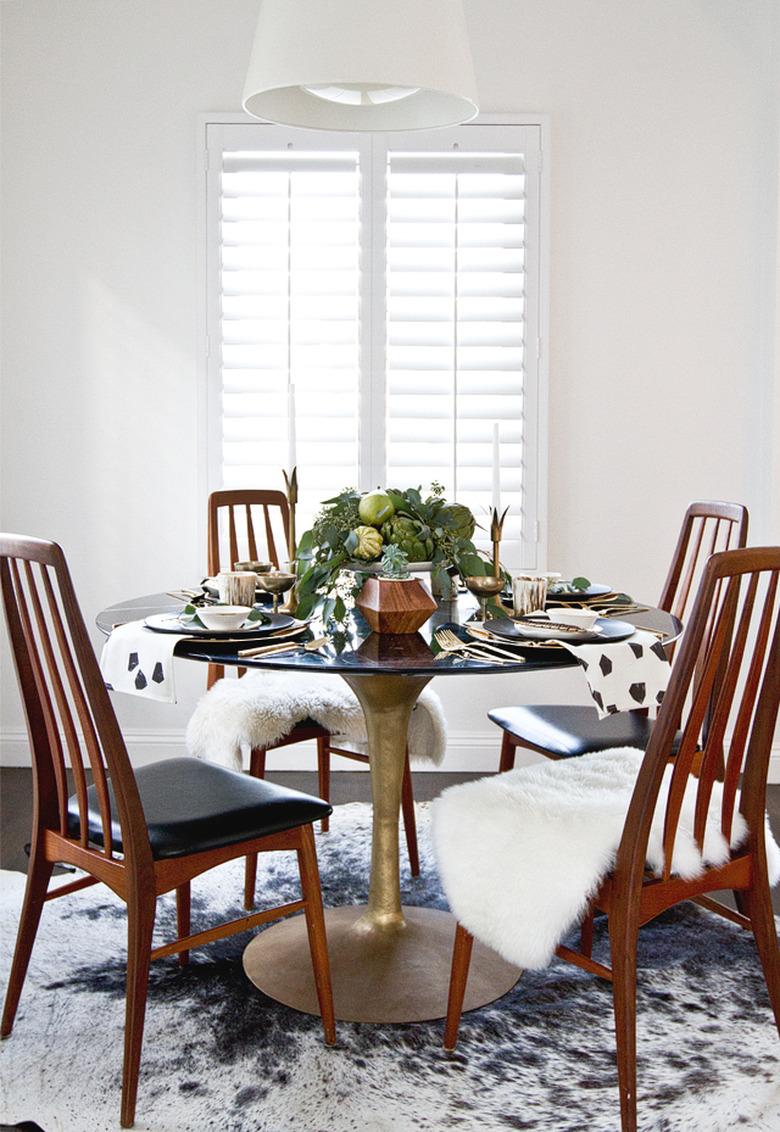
[296,824,336,1045]
[609,913,639,1132]
[401,750,420,877]
[580,908,595,959]
[120,893,156,1128]
[207,662,224,689]
[176,883,191,968]
[1,847,54,1037]
[244,747,267,910]
[740,877,780,1032]
[498,730,517,773]
[443,923,474,1051]
[248,747,267,779]
[317,736,331,833]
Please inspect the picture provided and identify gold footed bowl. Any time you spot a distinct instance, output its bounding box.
[464,574,505,620]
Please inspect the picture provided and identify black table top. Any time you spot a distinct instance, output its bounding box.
[96,593,682,679]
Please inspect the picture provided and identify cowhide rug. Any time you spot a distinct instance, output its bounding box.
[0,803,778,1132]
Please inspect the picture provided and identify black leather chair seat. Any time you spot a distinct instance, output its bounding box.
[488,704,680,759]
[67,757,332,859]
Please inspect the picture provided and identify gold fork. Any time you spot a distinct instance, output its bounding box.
[470,624,561,650]
[435,628,520,665]
[465,625,533,660]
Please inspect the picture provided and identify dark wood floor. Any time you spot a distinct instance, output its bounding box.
[0,766,485,872]
[2,767,779,912]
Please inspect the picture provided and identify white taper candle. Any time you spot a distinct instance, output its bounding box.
[288,383,297,473]
[492,422,501,512]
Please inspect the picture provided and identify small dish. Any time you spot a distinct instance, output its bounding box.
[234,560,272,574]
[196,605,251,631]
[538,609,600,631]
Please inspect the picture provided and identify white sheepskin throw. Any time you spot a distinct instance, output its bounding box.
[431,746,780,972]
[186,671,447,771]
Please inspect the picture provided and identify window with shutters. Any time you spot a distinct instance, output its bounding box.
[205,120,547,568]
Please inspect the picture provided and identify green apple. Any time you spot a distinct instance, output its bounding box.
[358,489,395,527]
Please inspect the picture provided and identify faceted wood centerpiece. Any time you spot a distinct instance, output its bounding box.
[356,576,437,634]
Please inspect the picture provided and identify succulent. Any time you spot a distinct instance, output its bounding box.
[379,545,411,579]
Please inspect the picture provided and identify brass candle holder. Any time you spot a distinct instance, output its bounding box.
[464,506,510,620]
[490,506,510,579]
[282,466,299,614]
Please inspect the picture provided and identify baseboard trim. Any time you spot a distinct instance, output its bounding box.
[2,728,780,782]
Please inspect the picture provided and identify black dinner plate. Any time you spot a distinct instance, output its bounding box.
[545,583,614,603]
[144,612,295,638]
[487,616,636,646]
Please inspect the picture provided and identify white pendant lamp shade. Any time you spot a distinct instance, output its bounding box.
[242,0,479,131]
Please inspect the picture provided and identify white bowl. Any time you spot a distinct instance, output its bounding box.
[196,605,252,631]
[549,609,600,631]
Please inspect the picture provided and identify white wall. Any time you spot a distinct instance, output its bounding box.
[2,0,779,773]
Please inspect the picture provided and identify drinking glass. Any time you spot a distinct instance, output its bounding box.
[511,573,548,617]
[217,571,258,607]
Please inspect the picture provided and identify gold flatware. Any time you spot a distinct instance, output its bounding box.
[434,628,516,665]
[518,617,595,634]
[464,626,530,662]
[237,635,328,659]
[476,625,563,650]
[591,605,650,617]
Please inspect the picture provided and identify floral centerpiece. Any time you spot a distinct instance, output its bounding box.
[294,483,491,622]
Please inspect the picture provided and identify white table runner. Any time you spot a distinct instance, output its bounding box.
[100,620,188,704]
[557,628,671,718]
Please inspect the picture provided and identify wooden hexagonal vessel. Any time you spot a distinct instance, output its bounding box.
[356,577,437,634]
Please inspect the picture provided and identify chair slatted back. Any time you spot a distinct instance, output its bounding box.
[0,535,151,869]
[207,490,290,575]
[657,502,749,728]
[618,547,780,888]
[659,501,748,623]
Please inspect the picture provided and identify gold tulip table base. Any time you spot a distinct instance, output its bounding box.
[243,905,521,1024]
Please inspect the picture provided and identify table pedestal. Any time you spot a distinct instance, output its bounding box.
[243,904,519,1023]
[242,671,520,1022]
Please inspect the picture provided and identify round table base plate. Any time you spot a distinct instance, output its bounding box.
[243,905,521,1024]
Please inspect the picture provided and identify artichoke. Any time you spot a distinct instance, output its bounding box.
[437,503,476,541]
[352,525,383,560]
[381,515,434,561]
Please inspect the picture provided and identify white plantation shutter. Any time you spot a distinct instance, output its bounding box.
[212,127,363,530]
[206,122,546,567]
[384,137,538,565]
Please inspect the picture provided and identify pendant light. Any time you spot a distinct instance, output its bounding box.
[242,0,479,132]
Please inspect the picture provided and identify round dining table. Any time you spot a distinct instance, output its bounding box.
[97,592,681,1025]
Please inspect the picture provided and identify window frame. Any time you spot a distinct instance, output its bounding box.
[198,112,550,569]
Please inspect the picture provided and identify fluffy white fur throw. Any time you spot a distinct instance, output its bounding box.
[186,671,447,771]
[432,746,780,971]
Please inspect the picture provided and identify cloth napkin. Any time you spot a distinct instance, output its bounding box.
[100,620,189,704]
[556,628,671,718]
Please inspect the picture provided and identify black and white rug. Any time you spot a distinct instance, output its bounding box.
[1,803,778,1132]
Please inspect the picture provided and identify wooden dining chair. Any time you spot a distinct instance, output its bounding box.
[206,489,291,689]
[441,545,780,1132]
[206,489,420,896]
[490,500,749,770]
[0,534,335,1128]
